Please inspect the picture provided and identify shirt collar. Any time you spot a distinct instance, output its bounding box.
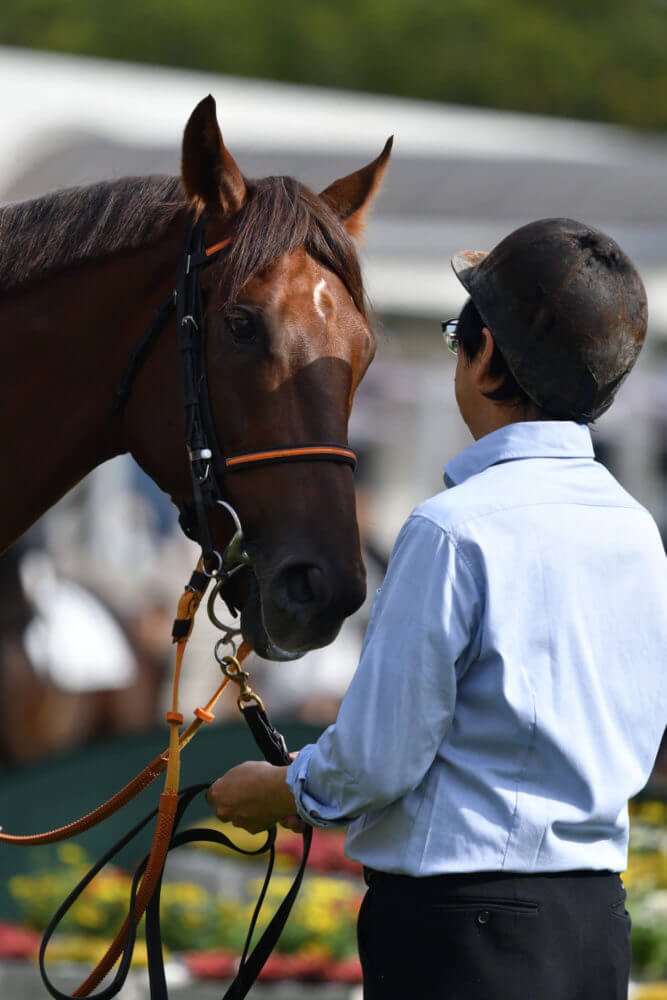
[444,421,594,488]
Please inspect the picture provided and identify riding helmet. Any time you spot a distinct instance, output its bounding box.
[451,218,648,420]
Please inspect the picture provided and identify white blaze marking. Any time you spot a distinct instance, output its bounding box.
[313,277,328,321]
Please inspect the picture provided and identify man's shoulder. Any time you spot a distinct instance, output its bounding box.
[413,456,653,538]
[411,476,504,537]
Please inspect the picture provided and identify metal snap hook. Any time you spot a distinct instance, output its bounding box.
[201,550,223,578]
[217,651,266,713]
[208,577,244,636]
[216,500,251,571]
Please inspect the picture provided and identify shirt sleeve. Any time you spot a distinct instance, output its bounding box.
[286,514,481,827]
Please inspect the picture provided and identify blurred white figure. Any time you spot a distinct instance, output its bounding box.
[20,551,137,692]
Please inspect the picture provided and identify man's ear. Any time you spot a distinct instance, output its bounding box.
[181,95,247,216]
[474,328,499,389]
[320,137,393,239]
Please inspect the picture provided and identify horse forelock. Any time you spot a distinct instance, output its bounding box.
[216,176,367,319]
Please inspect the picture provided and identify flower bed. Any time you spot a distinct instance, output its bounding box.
[4,803,665,987]
[7,830,365,980]
[625,801,667,984]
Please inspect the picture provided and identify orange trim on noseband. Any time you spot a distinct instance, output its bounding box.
[225,445,357,470]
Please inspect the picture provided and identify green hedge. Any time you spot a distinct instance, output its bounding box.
[1,0,667,130]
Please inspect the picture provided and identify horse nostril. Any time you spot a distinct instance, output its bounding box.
[272,563,331,611]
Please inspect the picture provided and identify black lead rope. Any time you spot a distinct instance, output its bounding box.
[39,711,311,1000]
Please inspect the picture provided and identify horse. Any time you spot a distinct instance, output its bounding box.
[0,95,392,661]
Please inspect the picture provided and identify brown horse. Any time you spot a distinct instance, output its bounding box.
[0,96,391,659]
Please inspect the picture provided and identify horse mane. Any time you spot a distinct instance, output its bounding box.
[0,174,366,315]
[0,176,184,295]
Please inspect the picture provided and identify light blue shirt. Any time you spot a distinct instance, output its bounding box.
[287,422,667,875]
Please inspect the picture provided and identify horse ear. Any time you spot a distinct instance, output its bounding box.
[320,137,393,239]
[181,95,247,216]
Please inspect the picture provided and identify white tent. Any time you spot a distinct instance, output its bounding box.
[3,45,667,332]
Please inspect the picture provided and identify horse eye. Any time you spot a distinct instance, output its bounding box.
[226,312,256,343]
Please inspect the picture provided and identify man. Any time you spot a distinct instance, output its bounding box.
[207,218,667,999]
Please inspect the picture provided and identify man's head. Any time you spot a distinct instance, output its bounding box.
[449,218,648,427]
[450,299,544,440]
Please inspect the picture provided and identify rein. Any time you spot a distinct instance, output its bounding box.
[0,207,364,997]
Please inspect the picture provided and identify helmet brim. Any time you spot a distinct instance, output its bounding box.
[451,249,489,294]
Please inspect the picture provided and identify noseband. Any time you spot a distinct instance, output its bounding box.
[113,209,357,578]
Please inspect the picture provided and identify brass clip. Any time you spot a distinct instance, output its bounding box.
[218,654,266,713]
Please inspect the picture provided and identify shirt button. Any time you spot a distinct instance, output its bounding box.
[475,910,491,926]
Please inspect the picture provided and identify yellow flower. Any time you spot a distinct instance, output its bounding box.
[57,844,88,867]
[306,878,357,903]
[635,984,667,1000]
[39,936,156,969]
[161,881,207,906]
[300,942,330,957]
[93,876,131,904]
[274,854,297,871]
[8,876,32,899]
[623,851,667,892]
[247,875,293,899]
[74,903,106,929]
[635,802,667,826]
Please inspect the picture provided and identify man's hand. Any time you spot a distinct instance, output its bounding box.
[206,761,302,834]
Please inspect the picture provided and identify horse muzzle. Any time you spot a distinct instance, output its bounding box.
[259,556,366,654]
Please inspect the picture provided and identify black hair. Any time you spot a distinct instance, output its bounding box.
[457,299,537,409]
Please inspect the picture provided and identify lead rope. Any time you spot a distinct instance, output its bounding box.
[1,557,309,999]
[67,557,226,998]
[0,561,233,849]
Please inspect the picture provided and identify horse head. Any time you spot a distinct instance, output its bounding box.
[168,97,390,658]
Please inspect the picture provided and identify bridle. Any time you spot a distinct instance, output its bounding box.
[0,208,365,998]
[113,208,357,585]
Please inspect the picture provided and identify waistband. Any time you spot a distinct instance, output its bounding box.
[362,867,619,889]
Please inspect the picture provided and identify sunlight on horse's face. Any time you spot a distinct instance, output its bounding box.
[205,248,375,655]
[222,249,375,405]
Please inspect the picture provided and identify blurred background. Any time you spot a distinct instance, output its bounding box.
[0,3,665,996]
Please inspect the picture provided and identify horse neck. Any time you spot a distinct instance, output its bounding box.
[0,216,187,550]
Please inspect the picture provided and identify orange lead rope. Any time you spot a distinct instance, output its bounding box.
[71,559,211,996]
[72,560,257,998]
[19,555,310,1000]
[0,558,250,996]
[0,559,242,847]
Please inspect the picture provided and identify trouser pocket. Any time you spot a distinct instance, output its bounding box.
[431,894,540,928]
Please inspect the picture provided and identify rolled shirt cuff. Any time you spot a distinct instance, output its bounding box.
[286,744,351,829]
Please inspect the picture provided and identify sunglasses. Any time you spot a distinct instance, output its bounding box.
[441,318,459,356]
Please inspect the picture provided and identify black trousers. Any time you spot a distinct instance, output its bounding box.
[357,868,631,1000]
